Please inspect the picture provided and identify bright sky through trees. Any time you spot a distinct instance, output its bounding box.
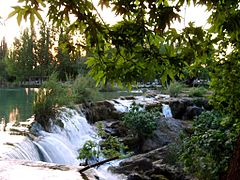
[0,0,209,45]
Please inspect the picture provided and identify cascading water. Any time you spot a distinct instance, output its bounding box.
[0,93,171,179]
[0,107,123,179]
[162,104,173,118]
[1,108,98,165]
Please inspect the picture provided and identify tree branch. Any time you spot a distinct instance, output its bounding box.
[79,156,119,173]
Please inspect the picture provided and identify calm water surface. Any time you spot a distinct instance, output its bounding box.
[0,88,142,124]
[0,88,36,124]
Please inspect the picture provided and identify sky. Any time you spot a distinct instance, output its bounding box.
[0,0,210,46]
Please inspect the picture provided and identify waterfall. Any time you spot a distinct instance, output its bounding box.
[1,107,97,166]
[162,104,173,118]
[1,137,41,161]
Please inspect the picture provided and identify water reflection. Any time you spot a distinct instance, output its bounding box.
[0,118,6,131]
[8,107,19,124]
[0,88,35,123]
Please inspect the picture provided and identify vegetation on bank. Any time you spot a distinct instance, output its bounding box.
[33,74,101,121]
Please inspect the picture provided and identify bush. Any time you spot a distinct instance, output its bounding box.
[167,81,183,97]
[78,122,128,165]
[122,103,161,150]
[179,111,238,179]
[33,73,73,121]
[96,122,128,159]
[188,87,207,97]
[72,75,101,104]
[78,140,98,165]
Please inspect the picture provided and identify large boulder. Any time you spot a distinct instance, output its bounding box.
[110,146,192,180]
[142,117,191,152]
[168,98,211,120]
[169,99,193,119]
[81,101,122,123]
[182,106,204,120]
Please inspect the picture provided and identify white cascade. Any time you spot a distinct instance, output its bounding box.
[0,106,125,179]
[1,137,41,161]
[1,108,98,166]
[162,104,173,118]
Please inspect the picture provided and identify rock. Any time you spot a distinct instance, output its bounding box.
[145,103,162,111]
[192,98,212,110]
[142,117,191,152]
[111,146,191,180]
[182,106,203,120]
[169,99,193,119]
[127,173,150,180]
[111,157,153,175]
[101,120,128,137]
[82,101,122,123]
[120,96,136,100]
[0,159,97,180]
[147,164,189,180]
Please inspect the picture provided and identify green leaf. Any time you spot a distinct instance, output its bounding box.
[17,12,23,26]
[30,13,34,26]
[32,8,44,22]
[7,10,18,19]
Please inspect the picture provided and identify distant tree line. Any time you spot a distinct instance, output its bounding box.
[0,24,88,86]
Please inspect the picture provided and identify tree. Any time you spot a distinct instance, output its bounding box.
[6,29,36,82]
[54,30,78,81]
[0,37,8,82]
[35,23,54,77]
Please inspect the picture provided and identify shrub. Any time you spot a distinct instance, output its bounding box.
[78,140,98,165]
[78,122,128,165]
[72,75,101,104]
[167,81,183,97]
[122,103,161,150]
[188,87,207,97]
[96,122,128,159]
[179,111,238,179]
[33,73,73,121]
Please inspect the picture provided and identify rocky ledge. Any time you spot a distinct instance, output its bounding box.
[0,158,95,180]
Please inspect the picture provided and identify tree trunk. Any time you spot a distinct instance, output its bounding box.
[222,136,240,180]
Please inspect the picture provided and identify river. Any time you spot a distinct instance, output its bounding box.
[0,88,142,124]
[0,88,36,124]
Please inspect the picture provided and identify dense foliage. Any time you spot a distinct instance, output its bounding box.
[78,140,98,165]
[72,76,101,104]
[2,24,87,84]
[0,38,8,82]
[180,111,238,179]
[167,81,183,97]
[188,87,207,97]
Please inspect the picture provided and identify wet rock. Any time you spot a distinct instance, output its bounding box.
[182,106,203,120]
[112,157,153,175]
[120,96,136,100]
[82,101,122,123]
[0,158,97,180]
